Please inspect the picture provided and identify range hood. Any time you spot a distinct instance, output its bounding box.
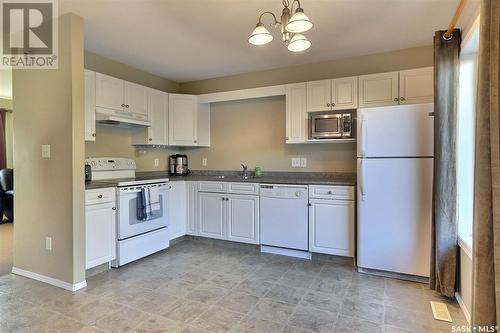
[95,113,151,128]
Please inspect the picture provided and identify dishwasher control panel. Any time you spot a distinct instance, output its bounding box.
[259,184,308,199]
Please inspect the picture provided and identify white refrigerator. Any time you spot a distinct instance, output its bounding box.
[357,103,434,278]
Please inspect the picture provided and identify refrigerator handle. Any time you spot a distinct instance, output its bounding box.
[360,119,367,156]
[358,159,366,201]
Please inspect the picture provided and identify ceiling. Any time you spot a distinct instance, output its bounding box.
[59,0,479,83]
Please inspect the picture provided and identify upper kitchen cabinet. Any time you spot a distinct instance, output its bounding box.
[95,72,149,120]
[306,79,331,112]
[359,67,433,108]
[132,89,169,145]
[124,81,148,118]
[358,71,399,108]
[307,77,358,112]
[84,69,96,141]
[399,67,434,105]
[286,82,307,144]
[331,76,358,110]
[169,94,210,147]
[95,73,124,112]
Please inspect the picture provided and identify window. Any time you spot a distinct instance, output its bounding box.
[457,23,479,249]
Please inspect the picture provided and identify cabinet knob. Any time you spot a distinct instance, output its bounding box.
[331,102,336,107]
[112,207,116,210]
[125,104,130,108]
[194,140,197,143]
[97,195,103,199]
[92,133,96,137]
[394,98,399,102]
[149,138,152,141]
[326,103,331,107]
[121,104,125,107]
[400,97,406,102]
[307,203,312,207]
[327,191,333,195]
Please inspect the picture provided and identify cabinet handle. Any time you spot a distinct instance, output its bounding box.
[327,191,333,195]
[125,105,130,108]
[121,104,125,107]
[400,97,406,102]
[307,203,312,207]
[97,195,103,199]
[393,98,399,102]
[331,102,335,107]
[326,103,331,107]
[112,207,116,210]
[194,140,197,143]
[92,133,96,137]
[149,138,152,141]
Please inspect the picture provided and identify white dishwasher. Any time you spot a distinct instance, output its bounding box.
[260,184,309,252]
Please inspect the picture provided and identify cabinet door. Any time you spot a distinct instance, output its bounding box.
[286,83,307,143]
[95,73,124,112]
[186,182,198,235]
[84,70,96,141]
[306,80,332,112]
[169,181,187,240]
[86,202,116,269]
[169,94,198,146]
[399,67,434,105]
[147,89,168,145]
[309,199,355,257]
[124,81,148,117]
[198,192,225,239]
[332,76,358,110]
[226,194,259,244]
[358,72,399,108]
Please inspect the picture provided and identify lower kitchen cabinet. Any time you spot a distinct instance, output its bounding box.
[226,194,259,244]
[198,192,226,239]
[169,181,187,240]
[309,198,355,257]
[85,188,117,269]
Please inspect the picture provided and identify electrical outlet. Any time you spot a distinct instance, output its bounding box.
[291,158,301,167]
[41,144,50,158]
[202,157,207,167]
[300,158,307,167]
[45,237,52,251]
[154,158,159,167]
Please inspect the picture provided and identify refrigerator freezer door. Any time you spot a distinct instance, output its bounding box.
[357,157,433,277]
[357,103,434,158]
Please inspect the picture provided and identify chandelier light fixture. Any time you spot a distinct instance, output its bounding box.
[248,0,313,52]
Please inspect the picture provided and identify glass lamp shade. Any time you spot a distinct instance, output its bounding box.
[248,23,273,45]
[286,8,313,33]
[287,33,311,52]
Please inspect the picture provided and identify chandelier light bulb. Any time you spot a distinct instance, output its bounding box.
[286,8,313,33]
[287,33,311,52]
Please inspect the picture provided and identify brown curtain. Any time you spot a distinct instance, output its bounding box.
[471,0,500,327]
[0,109,6,169]
[430,28,461,298]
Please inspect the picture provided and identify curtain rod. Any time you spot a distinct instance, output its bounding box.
[443,0,467,40]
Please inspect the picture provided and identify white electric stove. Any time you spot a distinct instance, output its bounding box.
[86,157,170,266]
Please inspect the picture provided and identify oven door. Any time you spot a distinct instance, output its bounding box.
[311,113,343,138]
[117,183,169,240]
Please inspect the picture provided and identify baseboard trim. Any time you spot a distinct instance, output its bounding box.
[11,267,87,292]
[455,291,471,324]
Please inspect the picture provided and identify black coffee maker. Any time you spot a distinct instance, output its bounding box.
[169,154,189,175]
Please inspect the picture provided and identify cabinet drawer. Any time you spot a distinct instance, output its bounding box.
[198,181,227,193]
[85,187,116,205]
[309,185,354,200]
[227,182,259,195]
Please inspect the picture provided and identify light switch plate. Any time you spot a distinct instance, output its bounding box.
[202,157,207,167]
[154,158,159,167]
[291,158,301,167]
[45,237,52,251]
[300,158,307,167]
[41,145,50,158]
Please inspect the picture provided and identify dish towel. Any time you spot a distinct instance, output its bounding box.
[137,186,161,221]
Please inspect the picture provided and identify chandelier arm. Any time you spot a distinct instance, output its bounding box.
[282,0,290,8]
[290,0,302,14]
[258,11,280,25]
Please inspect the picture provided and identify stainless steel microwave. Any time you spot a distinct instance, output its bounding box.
[309,111,355,139]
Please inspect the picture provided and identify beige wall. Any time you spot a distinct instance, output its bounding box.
[12,14,86,284]
[179,45,433,94]
[84,51,179,93]
[84,52,180,171]
[85,126,179,171]
[458,246,472,323]
[184,96,356,172]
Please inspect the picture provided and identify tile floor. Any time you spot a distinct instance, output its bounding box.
[0,239,467,333]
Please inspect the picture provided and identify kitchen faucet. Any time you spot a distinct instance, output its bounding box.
[241,164,249,179]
